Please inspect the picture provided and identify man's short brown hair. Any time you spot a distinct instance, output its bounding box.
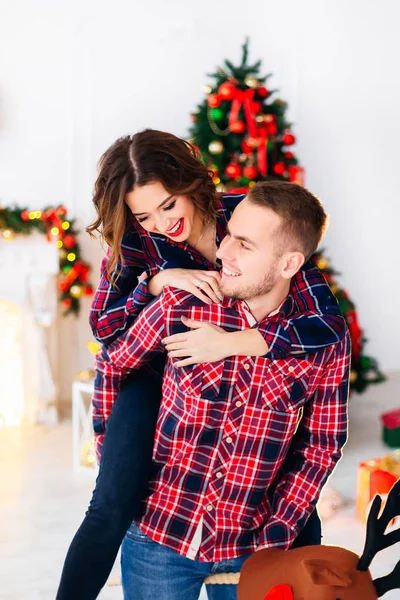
[247,181,328,260]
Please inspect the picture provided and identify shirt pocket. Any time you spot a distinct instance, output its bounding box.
[261,356,315,413]
[175,360,225,400]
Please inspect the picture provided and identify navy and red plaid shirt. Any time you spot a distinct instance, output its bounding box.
[96,286,350,560]
[90,194,347,449]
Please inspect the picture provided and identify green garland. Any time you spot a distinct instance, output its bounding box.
[0,204,93,315]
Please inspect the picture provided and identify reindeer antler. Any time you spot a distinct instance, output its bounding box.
[373,559,400,597]
[358,479,400,571]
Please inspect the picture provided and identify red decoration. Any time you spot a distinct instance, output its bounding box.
[207,94,221,108]
[282,132,296,146]
[58,206,67,216]
[257,86,269,98]
[63,234,76,249]
[63,298,72,308]
[225,163,241,178]
[273,162,285,176]
[218,81,236,100]
[191,114,197,122]
[241,139,253,154]
[21,211,30,221]
[264,584,294,600]
[346,309,362,362]
[230,120,246,134]
[59,281,69,292]
[284,151,294,160]
[243,165,258,179]
[84,285,93,296]
[288,165,305,186]
[251,101,262,113]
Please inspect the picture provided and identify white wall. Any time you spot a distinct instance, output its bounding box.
[0,0,399,403]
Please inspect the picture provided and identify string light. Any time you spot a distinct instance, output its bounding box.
[61,221,70,230]
[51,227,59,236]
[34,211,42,219]
[67,252,76,262]
[56,240,63,248]
[29,212,35,220]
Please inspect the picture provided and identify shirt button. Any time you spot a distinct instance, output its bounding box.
[226,436,233,444]
[216,472,223,479]
[288,366,295,373]
[206,504,213,512]
[244,363,250,370]
[235,401,242,408]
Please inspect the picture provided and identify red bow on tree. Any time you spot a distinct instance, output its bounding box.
[264,584,294,600]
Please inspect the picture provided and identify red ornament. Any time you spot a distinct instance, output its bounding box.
[257,86,269,98]
[284,151,294,160]
[230,120,246,134]
[191,114,198,122]
[243,165,258,179]
[218,82,236,100]
[208,94,221,108]
[63,298,72,308]
[251,101,262,113]
[21,211,30,221]
[273,162,286,176]
[241,139,253,154]
[267,123,278,135]
[84,285,93,296]
[282,132,296,146]
[63,234,76,249]
[225,163,241,179]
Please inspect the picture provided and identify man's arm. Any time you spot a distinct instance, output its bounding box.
[257,334,351,550]
[92,294,167,460]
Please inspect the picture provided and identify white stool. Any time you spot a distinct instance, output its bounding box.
[72,377,97,472]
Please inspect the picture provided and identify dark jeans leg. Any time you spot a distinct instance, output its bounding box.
[56,360,164,600]
[290,508,322,549]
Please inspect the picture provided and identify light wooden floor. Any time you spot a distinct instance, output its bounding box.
[1,373,400,599]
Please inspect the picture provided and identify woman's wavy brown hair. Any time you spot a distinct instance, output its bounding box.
[87,129,218,283]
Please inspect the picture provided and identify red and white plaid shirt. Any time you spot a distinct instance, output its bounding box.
[95,287,350,561]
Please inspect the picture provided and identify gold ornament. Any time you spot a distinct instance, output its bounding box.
[87,340,101,356]
[59,249,67,259]
[70,284,82,298]
[245,76,258,88]
[317,258,329,270]
[208,140,224,155]
[203,84,213,95]
[2,229,15,241]
[350,370,358,383]
[239,153,248,163]
[255,115,265,124]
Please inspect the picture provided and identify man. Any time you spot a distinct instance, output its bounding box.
[97,181,350,599]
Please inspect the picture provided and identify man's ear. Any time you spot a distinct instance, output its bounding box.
[281,252,305,279]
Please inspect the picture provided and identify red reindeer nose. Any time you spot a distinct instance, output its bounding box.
[264,584,294,600]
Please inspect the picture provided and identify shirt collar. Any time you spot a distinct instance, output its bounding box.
[221,292,295,324]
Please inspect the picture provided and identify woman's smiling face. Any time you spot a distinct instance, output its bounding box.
[126,181,199,242]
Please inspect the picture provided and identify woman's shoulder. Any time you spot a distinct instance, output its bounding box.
[218,192,246,216]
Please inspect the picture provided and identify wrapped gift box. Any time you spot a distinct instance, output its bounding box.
[381,408,400,448]
[356,453,400,523]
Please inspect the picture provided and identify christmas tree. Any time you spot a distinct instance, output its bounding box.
[189,40,385,393]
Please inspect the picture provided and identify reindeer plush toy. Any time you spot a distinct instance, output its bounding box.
[236,479,400,600]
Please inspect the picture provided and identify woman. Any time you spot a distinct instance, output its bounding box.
[56,129,345,599]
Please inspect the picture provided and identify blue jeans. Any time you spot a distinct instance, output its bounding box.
[121,522,251,600]
[56,359,164,600]
[121,513,321,600]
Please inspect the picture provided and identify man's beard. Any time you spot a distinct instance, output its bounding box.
[220,265,279,302]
